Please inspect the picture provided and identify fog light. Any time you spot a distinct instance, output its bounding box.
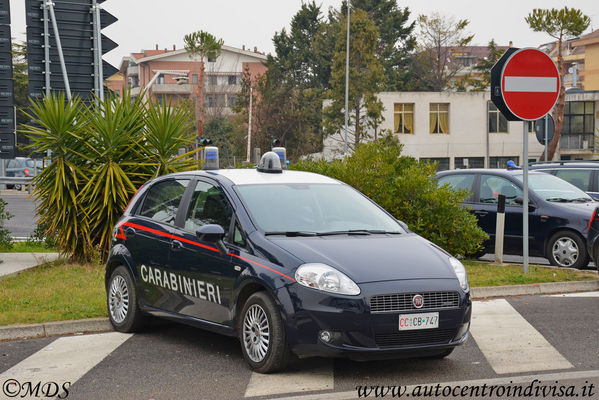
[319,330,332,343]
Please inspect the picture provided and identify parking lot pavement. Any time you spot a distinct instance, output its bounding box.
[0,190,37,238]
[1,293,597,399]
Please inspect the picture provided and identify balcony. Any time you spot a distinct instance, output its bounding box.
[127,65,139,76]
[560,133,594,151]
[151,84,194,94]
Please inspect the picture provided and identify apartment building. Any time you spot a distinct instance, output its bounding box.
[118,44,267,118]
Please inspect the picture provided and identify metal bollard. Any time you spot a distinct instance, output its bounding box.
[494,195,506,264]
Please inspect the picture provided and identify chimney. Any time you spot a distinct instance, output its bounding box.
[155,44,158,50]
[509,41,513,48]
[173,44,176,50]
[254,46,257,53]
[242,45,245,51]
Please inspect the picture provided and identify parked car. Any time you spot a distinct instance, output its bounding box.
[5,157,40,190]
[529,161,599,200]
[105,152,472,373]
[437,168,599,269]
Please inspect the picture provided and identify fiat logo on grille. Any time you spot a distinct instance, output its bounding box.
[412,294,424,309]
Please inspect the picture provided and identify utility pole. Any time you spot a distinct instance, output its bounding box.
[343,1,350,155]
[246,87,253,163]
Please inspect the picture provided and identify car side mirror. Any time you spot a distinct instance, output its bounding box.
[396,219,411,232]
[514,197,536,210]
[196,224,225,242]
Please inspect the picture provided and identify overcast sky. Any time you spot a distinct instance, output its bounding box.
[8,0,599,67]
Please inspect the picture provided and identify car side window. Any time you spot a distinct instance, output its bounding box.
[438,174,475,201]
[6,160,17,168]
[233,222,246,247]
[554,169,592,192]
[138,179,189,224]
[184,181,233,236]
[479,175,522,205]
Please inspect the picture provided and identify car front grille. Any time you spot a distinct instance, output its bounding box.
[370,291,460,313]
[375,328,456,347]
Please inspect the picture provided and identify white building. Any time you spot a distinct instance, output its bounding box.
[319,91,599,169]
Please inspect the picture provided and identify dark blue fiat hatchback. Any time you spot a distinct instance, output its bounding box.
[105,152,471,373]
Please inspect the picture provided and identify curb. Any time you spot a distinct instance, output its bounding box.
[0,280,597,341]
[0,318,112,341]
[470,279,599,299]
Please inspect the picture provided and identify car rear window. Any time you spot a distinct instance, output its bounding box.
[554,169,592,192]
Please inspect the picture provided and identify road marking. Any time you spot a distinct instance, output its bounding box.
[272,369,599,400]
[0,332,131,390]
[547,291,599,297]
[469,299,572,374]
[244,358,333,397]
[504,76,557,92]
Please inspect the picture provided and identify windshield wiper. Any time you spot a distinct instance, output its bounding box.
[316,229,401,236]
[264,231,318,237]
[546,197,590,203]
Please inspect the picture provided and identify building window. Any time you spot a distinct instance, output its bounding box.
[208,56,217,62]
[393,103,414,134]
[228,94,237,108]
[157,75,164,85]
[561,101,595,150]
[192,74,198,84]
[489,156,519,169]
[430,103,449,134]
[208,75,218,86]
[205,94,216,108]
[420,157,450,171]
[488,102,508,133]
[228,75,238,85]
[455,157,484,169]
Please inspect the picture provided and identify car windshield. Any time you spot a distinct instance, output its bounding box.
[514,173,593,202]
[236,183,403,234]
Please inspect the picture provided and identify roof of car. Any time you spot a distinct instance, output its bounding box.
[437,168,546,177]
[530,162,599,169]
[169,168,342,186]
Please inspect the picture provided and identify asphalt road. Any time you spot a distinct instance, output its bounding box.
[0,190,37,238]
[0,293,598,400]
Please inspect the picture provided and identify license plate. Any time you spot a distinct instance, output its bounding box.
[398,312,439,331]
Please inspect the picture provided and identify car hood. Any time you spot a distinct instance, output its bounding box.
[268,233,457,283]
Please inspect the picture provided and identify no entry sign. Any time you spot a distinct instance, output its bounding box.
[499,48,560,121]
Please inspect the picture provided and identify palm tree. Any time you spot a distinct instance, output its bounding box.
[183,31,224,138]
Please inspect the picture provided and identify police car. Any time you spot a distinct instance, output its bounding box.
[105,149,471,373]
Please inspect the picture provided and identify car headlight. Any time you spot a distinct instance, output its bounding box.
[450,257,469,293]
[295,263,360,296]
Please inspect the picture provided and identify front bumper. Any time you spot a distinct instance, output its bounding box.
[283,279,471,360]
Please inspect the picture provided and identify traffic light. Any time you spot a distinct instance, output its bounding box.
[25,0,118,101]
[0,0,16,159]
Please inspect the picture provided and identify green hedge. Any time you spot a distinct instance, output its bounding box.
[292,136,488,256]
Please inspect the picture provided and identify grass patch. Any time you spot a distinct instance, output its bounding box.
[0,260,106,326]
[0,241,58,253]
[464,259,598,287]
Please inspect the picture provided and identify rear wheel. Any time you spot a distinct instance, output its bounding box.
[107,265,145,332]
[546,231,589,269]
[239,292,290,373]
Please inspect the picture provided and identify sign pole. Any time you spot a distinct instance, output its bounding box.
[544,114,548,161]
[523,122,529,274]
[46,0,72,100]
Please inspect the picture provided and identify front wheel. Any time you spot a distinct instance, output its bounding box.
[546,231,589,269]
[239,292,290,373]
[107,265,146,332]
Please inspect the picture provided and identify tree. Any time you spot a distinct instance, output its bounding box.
[323,9,385,150]
[526,7,590,161]
[348,0,416,91]
[183,31,224,137]
[471,39,506,91]
[413,13,474,91]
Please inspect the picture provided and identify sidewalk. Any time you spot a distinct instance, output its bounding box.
[0,252,60,277]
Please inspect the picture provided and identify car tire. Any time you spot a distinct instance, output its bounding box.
[239,291,290,373]
[107,265,145,332]
[546,231,589,269]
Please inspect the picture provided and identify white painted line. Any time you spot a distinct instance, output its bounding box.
[244,359,333,397]
[0,332,132,390]
[504,76,557,92]
[272,369,599,400]
[470,299,572,374]
[547,291,599,297]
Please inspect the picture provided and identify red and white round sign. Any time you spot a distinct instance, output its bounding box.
[500,48,560,121]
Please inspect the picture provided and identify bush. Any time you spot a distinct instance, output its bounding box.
[292,136,488,256]
[0,198,13,249]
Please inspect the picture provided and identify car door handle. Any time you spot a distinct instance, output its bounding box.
[474,210,488,217]
[171,240,183,250]
[124,227,136,237]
